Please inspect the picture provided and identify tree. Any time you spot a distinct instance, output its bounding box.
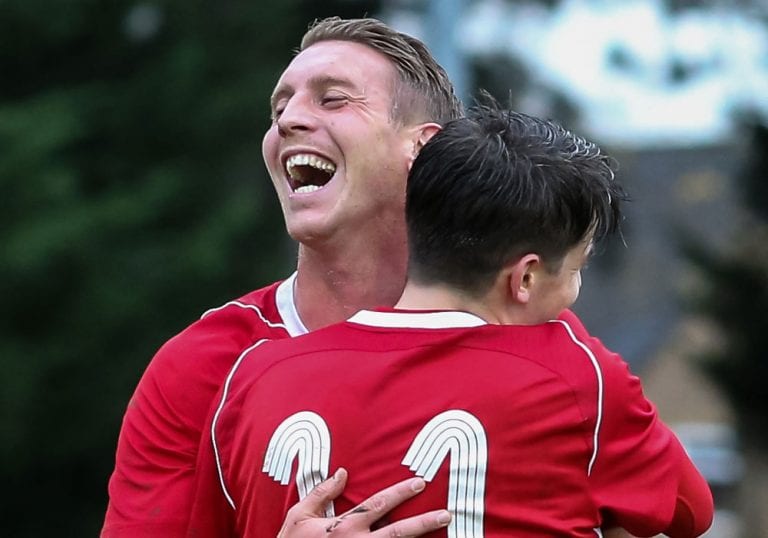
[683,120,768,450]
[0,1,378,535]
[682,119,768,537]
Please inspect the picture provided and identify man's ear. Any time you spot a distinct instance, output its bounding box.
[408,123,442,168]
[508,254,541,304]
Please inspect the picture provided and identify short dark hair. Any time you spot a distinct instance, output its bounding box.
[406,99,627,296]
[301,17,464,125]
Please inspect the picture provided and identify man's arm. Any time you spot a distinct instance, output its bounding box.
[279,469,451,538]
[663,452,714,538]
[103,301,281,537]
[589,360,714,538]
[557,311,713,537]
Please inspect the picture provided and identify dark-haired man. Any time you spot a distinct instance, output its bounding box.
[195,103,713,537]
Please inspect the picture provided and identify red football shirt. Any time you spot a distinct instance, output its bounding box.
[200,308,712,538]
[102,275,307,538]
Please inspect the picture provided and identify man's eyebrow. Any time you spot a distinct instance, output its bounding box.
[308,75,356,91]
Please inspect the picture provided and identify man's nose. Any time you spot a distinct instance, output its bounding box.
[277,96,316,137]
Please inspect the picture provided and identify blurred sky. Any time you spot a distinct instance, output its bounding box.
[387,0,768,148]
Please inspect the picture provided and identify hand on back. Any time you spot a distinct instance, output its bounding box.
[278,468,451,538]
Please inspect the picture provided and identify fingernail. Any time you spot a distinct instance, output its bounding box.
[333,468,344,480]
[436,510,452,526]
[410,477,426,492]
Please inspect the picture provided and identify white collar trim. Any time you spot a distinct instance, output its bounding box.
[348,309,487,329]
[275,272,309,337]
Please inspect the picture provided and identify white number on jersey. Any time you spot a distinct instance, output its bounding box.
[262,409,487,534]
[263,410,334,517]
[403,410,487,538]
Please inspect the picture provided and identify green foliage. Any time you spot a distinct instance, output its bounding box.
[0,0,378,535]
[682,121,768,450]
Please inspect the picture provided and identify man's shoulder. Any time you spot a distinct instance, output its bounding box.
[227,318,354,378]
[451,313,625,394]
[190,279,288,335]
[461,311,599,359]
[198,280,285,325]
[145,280,292,382]
[548,309,631,376]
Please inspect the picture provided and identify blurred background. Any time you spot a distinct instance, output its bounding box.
[1,0,766,536]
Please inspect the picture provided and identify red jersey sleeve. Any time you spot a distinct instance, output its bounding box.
[664,453,715,537]
[101,286,289,538]
[559,310,713,537]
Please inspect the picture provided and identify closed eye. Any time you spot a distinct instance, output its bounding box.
[321,95,348,108]
[271,100,288,121]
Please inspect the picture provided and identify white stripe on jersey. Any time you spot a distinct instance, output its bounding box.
[211,338,272,510]
[274,272,309,336]
[201,301,287,329]
[200,274,308,337]
[348,309,487,329]
[549,319,604,476]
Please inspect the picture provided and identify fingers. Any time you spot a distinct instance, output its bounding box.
[289,468,349,519]
[336,477,434,528]
[280,472,451,538]
[372,509,452,538]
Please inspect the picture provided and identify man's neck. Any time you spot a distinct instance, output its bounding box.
[395,282,489,318]
[293,236,408,331]
[394,278,522,326]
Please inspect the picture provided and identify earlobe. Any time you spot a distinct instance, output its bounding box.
[515,282,531,304]
[510,254,540,304]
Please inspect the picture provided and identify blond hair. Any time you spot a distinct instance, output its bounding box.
[301,17,464,125]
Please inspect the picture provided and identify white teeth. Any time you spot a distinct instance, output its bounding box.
[295,185,322,194]
[285,153,336,177]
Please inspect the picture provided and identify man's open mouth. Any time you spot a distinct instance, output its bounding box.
[285,154,337,194]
